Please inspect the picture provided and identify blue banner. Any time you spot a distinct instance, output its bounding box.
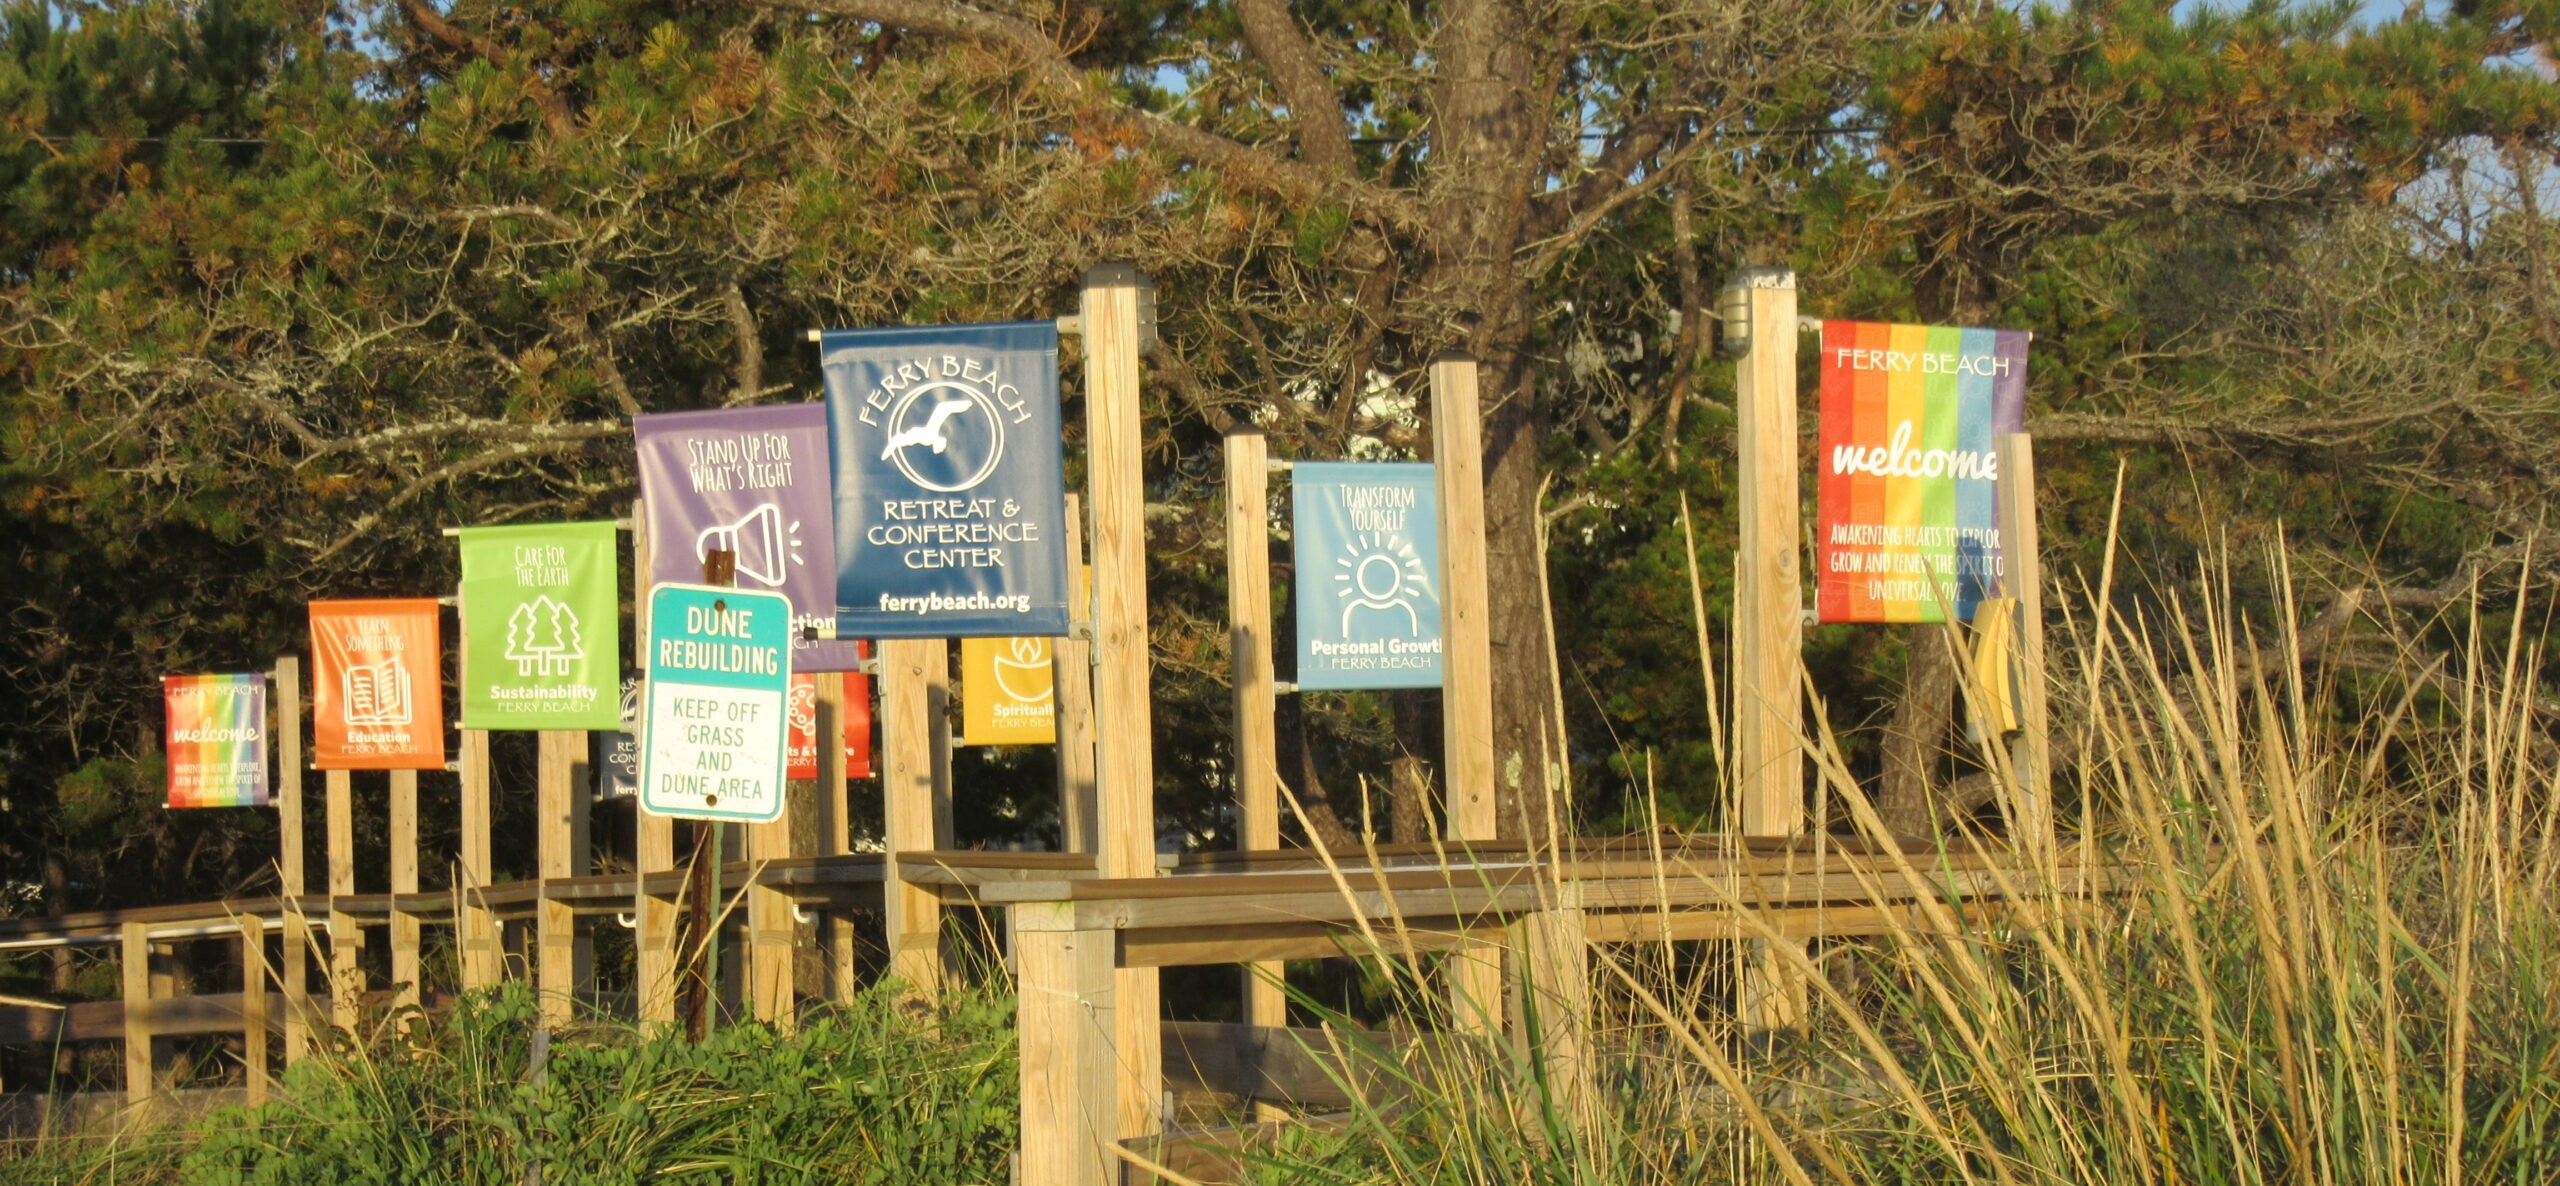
[818,323,1071,638]
[1292,462,1444,690]
[595,675,642,799]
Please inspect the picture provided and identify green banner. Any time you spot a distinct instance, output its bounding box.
[459,521,622,730]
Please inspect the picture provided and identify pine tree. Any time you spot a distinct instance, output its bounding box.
[506,603,539,675]
[542,597,582,677]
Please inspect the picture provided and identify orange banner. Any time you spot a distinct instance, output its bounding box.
[310,598,447,770]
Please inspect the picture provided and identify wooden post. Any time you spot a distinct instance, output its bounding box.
[1013,904,1119,1186]
[1730,267,1807,1029]
[537,730,587,1027]
[1997,433,2052,865]
[122,921,153,1108]
[881,638,949,989]
[389,768,420,1014]
[929,644,955,851]
[633,496,681,1023]
[458,730,500,989]
[639,807,679,1022]
[240,915,268,1105]
[1511,901,1595,1133]
[1082,262,1162,1140]
[817,672,857,1000]
[573,758,595,1001]
[325,768,360,1034]
[747,798,796,1027]
[685,548,741,1040]
[1431,354,1498,843]
[680,820,716,1040]
[789,692,824,1006]
[1226,433,1278,853]
[1225,429,1288,1064]
[1055,494,1098,856]
[1732,269,1805,836]
[272,655,310,1064]
[148,931,175,1003]
[768,537,825,1015]
[717,824,745,1021]
[1431,353,1506,1035]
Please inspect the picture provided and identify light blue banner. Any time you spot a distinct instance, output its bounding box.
[1292,462,1444,691]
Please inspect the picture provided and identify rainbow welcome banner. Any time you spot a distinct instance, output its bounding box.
[163,673,270,808]
[1816,321,2030,624]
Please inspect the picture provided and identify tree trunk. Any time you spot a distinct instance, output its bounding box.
[1389,689,1439,842]
[1273,695,1361,852]
[1271,545,1361,853]
[1480,359,1560,845]
[789,760,825,999]
[1421,0,1555,846]
[43,852,71,994]
[1388,756,1431,843]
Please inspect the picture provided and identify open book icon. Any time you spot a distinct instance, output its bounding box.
[344,657,413,726]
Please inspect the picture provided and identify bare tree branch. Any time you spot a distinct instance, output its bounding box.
[1233,0,1358,177]
[742,0,1420,228]
[302,417,627,461]
[311,437,608,561]
[396,0,581,141]
[724,281,766,403]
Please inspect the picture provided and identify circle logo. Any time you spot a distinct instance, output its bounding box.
[876,380,1007,493]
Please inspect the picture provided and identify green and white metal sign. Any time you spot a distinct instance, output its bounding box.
[640,583,793,822]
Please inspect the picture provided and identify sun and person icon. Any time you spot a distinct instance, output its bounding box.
[1333,531,1435,635]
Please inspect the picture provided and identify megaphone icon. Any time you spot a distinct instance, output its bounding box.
[696,503,804,588]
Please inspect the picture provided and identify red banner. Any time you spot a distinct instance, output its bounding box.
[786,674,820,779]
[310,599,446,770]
[785,646,875,780]
[845,650,874,779]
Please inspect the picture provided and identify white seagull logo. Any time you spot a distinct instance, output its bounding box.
[880,399,973,459]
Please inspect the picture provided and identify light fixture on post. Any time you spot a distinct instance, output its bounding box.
[1720,266,1796,357]
[1718,276,1754,357]
[1135,270,1160,353]
[1084,261,1159,352]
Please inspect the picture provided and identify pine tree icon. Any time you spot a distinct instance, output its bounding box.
[542,597,582,677]
[506,603,540,677]
[505,595,585,677]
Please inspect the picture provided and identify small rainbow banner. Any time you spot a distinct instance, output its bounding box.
[163,674,270,808]
[1816,321,2029,624]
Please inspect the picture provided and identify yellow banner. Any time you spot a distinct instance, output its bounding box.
[960,635,1056,745]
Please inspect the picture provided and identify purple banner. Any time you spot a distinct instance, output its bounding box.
[635,404,865,671]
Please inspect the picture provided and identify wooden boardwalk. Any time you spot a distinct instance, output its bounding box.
[0,835,2091,1180]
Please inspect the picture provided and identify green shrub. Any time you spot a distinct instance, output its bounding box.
[5,981,1015,1186]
